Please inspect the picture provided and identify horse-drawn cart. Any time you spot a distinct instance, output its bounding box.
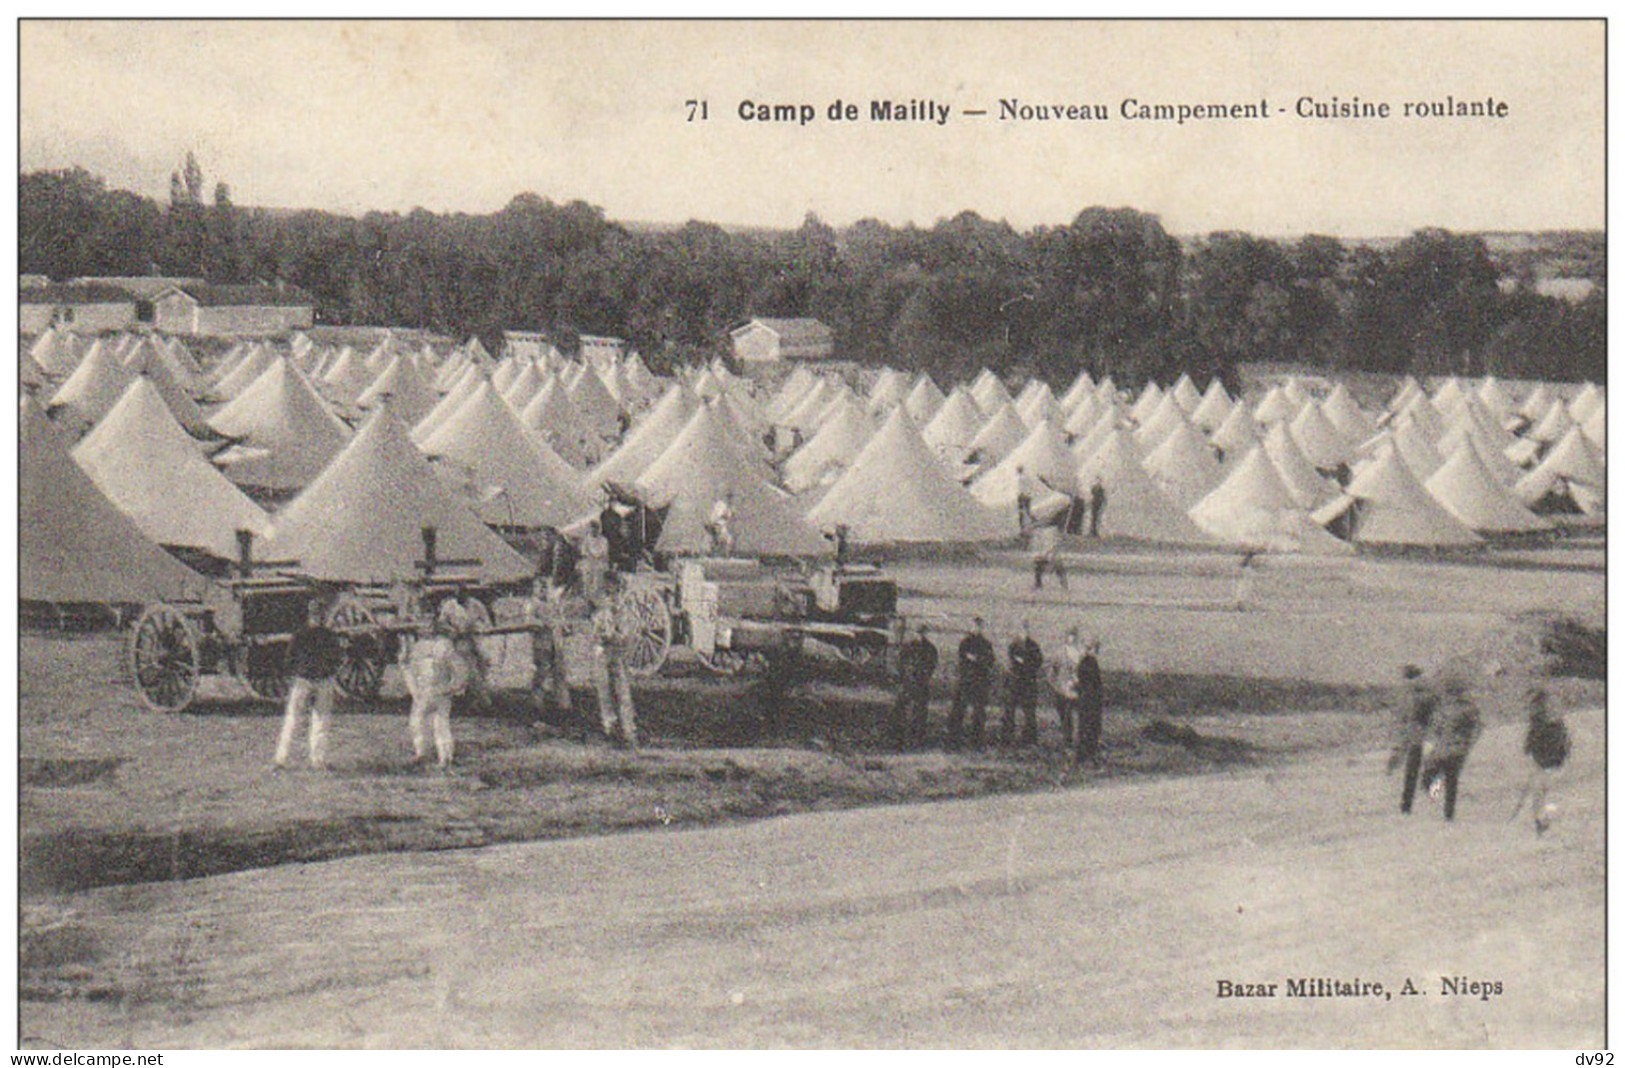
[603,559,902,678]
[125,529,523,713]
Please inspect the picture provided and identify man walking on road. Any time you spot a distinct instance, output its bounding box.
[1421,674,1482,821]
[891,622,938,750]
[1386,664,1437,814]
[947,617,996,750]
[1003,619,1044,746]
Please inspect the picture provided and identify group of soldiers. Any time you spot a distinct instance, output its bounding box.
[1387,663,1571,834]
[891,617,1106,767]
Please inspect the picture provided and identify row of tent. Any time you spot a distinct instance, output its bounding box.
[20,323,1608,608]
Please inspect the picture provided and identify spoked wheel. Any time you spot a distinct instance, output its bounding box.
[696,647,765,676]
[240,640,292,702]
[835,633,887,672]
[328,595,387,700]
[618,584,672,678]
[128,603,200,712]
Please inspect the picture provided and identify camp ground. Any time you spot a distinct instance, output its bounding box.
[19,327,1606,1049]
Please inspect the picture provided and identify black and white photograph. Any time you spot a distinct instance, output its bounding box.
[13,18,1607,1050]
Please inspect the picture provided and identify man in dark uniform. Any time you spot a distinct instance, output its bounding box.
[1074,637,1104,767]
[1421,674,1482,822]
[1088,477,1107,539]
[891,622,938,751]
[947,617,996,750]
[275,595,343,769]
[1003,619,1044,746]
[1386,664,1437,814]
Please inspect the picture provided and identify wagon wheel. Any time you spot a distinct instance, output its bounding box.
[618,584,672,677]
[835,633,887,671]
[695,648,760,676]
[128,603,200,712]
[240,640,292,702]
[328,596,388,699]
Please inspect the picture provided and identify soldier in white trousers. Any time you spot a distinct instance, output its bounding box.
[403,601,472,767]
[590,591,637,748]
[275,597,342,769]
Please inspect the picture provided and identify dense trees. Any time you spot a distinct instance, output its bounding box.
[17,163,1606,385]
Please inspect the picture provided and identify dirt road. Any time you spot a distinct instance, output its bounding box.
[21,705,1601,1049]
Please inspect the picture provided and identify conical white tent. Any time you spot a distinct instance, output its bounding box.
[921,386,985,459]
[1190,380,1234,433]
[491,356,523,394]
[269,404,531,584]
[47,337,134,436]
[1263,422,1338,509]
[1071,409,1124,465]
[1130,381,1164,424]
[1063,391,1110,438]
[208,357,351,491]
[1169,374,1202,414]
[73,378,271,559]
[356,352,438,425]
[1189,445,1350,554]
[1517,383,1555,422]
[31,327,81,379]
[1141,420,1222,510]
[768,366,820,422]
[212,344,277,401]
[521,374,601,468]
[412,364,489,446]
[501,361,548,411]
[1567,382,1604,424]
[866,368,910,414]
[780,378,837,433]
[1397,390,1448,442]
[1058,370,1095,412]
[1253,385,1299,426]
[1425,441,1550,534]
[1133,391,1190,450]
[1386,415,1447,481]
[1513,427,1606,516]
[1015,381,1063,428]
[902,374,947,425]
[587,383,698,490]
[1528,398,1576,444]
[971,418,1078,511]
[1209,399,1259,460]
[22,395,204,604]
[807,407,1010,544]
[1312,444,1480,547]
[320,345,377,405]
[1477,377,1516,425]
[783,394,875,494]
[964,402,1029,474]
[1289,401,1355,469]
[1322,382,1377,442]
[419,381,592,529]
[1075,429,1213,544]
[122,342,215,438]
[1581,403,1605,450]
[970,369,1013,415]
[635,403,829,557]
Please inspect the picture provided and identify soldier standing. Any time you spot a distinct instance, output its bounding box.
[947,616,996,750]
[1003,619,1044,746]
[891,622,938,750]
[590,587,637,749]
[1074,637,1104,768]
[275,596,342,770]
[1511,687,1570,835]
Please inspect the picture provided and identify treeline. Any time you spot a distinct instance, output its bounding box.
[19,159,1606,385]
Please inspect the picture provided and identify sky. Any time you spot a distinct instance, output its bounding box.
[18,19,1606,237]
